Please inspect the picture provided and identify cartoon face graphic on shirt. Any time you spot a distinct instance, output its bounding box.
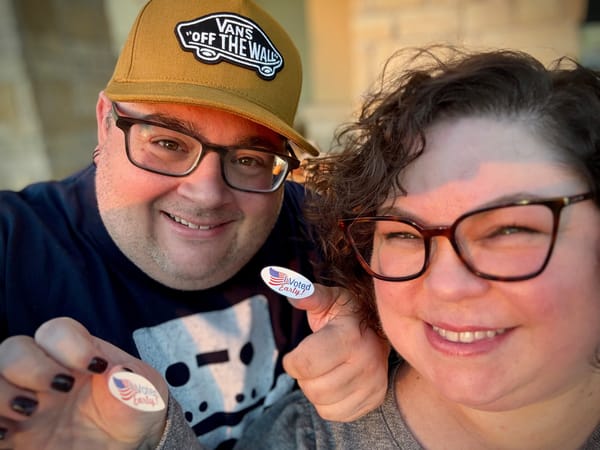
[133,295,294,448]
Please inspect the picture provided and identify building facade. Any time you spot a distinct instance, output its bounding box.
[0,0,589,189]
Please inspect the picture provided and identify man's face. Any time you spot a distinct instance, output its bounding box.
[94,93,286,290]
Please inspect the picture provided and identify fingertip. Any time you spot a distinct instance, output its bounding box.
[50,373,75,393]
[286,291,324,313]
[105,365,134,377]
[34,318,107,374]
[34,316,89,342]
[285,296,305,309]
[10,396,38,417]
[87,357,108,374]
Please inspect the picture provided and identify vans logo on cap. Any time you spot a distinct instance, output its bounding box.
[176,13,283,80]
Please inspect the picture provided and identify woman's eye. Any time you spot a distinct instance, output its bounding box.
[384,231,419,240]
[489,225,537,237]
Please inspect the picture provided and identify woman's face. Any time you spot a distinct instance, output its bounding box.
[376,116,600,411]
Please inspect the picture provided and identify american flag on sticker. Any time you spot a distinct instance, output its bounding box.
[112,376,136,401]
[260,266,315,299]
[268,267,286,286]
[108,371,166,412]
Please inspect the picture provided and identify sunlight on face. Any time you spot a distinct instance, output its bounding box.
[95,100,286,290]
[376,116,600,411]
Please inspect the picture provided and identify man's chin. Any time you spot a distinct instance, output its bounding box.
[156,254,244,290]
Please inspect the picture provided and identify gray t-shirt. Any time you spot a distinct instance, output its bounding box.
[235,384,420,449]
[234,367,600,450]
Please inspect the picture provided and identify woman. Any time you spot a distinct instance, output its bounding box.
[237,47,600,449]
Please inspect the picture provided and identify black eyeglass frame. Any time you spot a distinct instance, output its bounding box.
[339,192,594,282]
[110,103,300,193]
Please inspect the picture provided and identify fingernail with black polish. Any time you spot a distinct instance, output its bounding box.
[0,427,7,439]
[87,357,108,374]
[51,373,75,392]
[11,396,38,416]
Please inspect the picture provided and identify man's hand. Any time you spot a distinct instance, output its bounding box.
[0,317,169,449]
[283,284,390,422]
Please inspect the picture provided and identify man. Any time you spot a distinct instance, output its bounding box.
[0,0,388,448]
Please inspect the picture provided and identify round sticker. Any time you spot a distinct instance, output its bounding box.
[108,371,166,412]
[260,266,315,299]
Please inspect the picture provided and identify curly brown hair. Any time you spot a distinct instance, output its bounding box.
[304,45,600,336]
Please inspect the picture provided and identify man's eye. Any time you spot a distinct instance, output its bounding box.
[235,156,265,167]
[154,139,186,153]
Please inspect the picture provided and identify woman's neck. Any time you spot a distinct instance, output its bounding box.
[394,364,600,449]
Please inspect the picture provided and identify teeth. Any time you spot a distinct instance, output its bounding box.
[432,325,506,343]
[169,213,212,230]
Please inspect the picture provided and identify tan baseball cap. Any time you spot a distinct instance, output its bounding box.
[105,0,318,156]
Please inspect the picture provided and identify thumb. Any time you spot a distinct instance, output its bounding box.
[88,363,168,446]
[94,336,169,411]
[259,267,355,332]
[102,365,167,414]
[85,340,169,447]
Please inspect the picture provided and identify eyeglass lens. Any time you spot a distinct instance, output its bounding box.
[126,122,291,192]
[347,203,556,280]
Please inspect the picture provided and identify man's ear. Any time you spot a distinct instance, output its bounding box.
[96,91,113,145]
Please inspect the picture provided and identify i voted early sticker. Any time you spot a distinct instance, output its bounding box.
[108,371,166,412]
[260,266,315,299]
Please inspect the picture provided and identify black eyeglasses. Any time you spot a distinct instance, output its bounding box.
[339,192,594,282]
[111,103,300,193]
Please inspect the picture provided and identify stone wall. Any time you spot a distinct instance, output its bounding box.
[1,0,114,189]
[300,0,588,152]
[351,0,585,95]
[0,1,50,189]
[0,0,592,189]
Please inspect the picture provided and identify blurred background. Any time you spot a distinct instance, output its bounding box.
[1,0,598,190]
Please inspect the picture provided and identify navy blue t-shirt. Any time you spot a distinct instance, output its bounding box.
[0,164,314,448]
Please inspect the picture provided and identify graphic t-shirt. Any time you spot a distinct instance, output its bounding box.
[0,164,314,448]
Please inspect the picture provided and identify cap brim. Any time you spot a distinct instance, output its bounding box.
[105,82,319,157]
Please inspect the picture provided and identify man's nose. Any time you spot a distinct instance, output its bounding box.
[176,152,232,205]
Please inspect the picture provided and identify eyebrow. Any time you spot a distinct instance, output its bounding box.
[136,111,286,151]
[380,191,552,218]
